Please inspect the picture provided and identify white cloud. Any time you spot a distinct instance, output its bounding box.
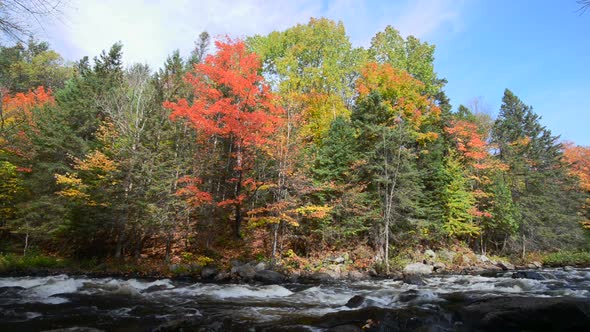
[37,0,465,70]
[394,0,465,38]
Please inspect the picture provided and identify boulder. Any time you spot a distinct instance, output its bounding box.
[397,289,420,302]
[387,271,403,280]
[230,259,243,267]
[151,315,203,332]
[314,306,452,332]
[254,270,284,284]
[512,271,546,280]
[214,272,231,282]
[143,285,170,293]
[325,264,344,279]
[532,261,543,268]
[347,270,366,281]
[424,249,436,260]
[458,296,590,331]
[345,295,366,308]
[402,274,426,286]
[200,266,218,279]
[564,266,575,272]
[433,262,446,272]
[477,254,491,263]
[308,272,334,282]
[332,256,345,264]
[326,325,362,332]
[437,249,456,262]
[497,261,515,270]
[403,262,433,275]
[43,328,106,332]
[253,262,266,272]
[235,264,256,280]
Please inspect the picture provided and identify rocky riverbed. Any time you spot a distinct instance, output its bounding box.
[1,267,590,331]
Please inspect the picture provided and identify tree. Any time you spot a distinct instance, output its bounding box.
[188,31,210,66]
[368,26,444,95]
[440,151,479,238]
[164,38,284,239]
[563,143,590,230]
[313,116,357,183]
[492,89,585,254]
[353,62,440,273]
[248,18,364,141]
[578,0,590,14]
[0,0,64,41]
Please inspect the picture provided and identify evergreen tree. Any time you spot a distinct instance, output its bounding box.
[492,89,585,254]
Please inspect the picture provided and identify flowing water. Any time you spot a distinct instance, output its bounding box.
[1,268,590,331]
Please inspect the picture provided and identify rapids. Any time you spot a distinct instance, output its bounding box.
[1,268,590,331]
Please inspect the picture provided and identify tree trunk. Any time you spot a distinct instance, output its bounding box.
[271,222,280,266]
[234,142,243,239]
[164,232,172,262]
[23,232,29,256]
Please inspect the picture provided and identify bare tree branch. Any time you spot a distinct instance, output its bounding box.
[0,0,65,41]
[577,0,590,14]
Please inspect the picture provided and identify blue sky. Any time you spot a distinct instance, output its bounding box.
[38,0,590,144]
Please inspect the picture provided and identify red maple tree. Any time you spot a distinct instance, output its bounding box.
[164,38,284,238]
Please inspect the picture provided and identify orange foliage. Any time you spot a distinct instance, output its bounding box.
[356,62,440,143]
[163,38,284,216]
[164,37,284,149]
[563,143,590,192]
[1,86,54,165]
[563,143,590,229]
[2,86,54,127]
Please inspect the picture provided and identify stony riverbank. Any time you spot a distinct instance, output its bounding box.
[2,247,586,285]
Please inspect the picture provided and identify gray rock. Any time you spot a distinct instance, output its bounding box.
[151,315,202,332]
[402,274,426,286]
[235,264,256,279]
[200,266,218,279]
[43,328,105,332]
[347,270,366,281]
[424,249,436,259]
[388,271,403,280]
[325,264,343,279]
[438,249,456,262]
[333,256,345,264]
[230,259,243,267]
[398,289,420,302]
[345,295,365,308]
[564,266,575,272]
[254,270,284,284]
[309,272,334,282]
[512,271,545,280]
[403,262,434,275]
[532,261,543,268]
[327,325,362,332]
[459,296,590,331]
[497,261,515,270]
[433,262,446,272]
[214,271,231,281]
[477,254,491,263]
[254,262,266,271]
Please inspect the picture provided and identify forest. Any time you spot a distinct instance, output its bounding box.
[1,18,589,273]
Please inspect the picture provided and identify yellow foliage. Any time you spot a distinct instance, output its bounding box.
[295,205,333,219]
[75,151,117,173]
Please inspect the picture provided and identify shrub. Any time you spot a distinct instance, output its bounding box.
[542,251,590,266]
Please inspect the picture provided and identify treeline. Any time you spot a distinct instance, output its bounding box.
[1,19,589,268]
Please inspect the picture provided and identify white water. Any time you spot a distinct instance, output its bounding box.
[1,268,589,327]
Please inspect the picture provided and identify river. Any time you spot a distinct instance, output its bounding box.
[1,268,590,331]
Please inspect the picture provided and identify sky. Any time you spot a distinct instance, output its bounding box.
[33,0,590,145]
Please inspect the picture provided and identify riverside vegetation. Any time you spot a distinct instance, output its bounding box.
[1,19,590,280]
